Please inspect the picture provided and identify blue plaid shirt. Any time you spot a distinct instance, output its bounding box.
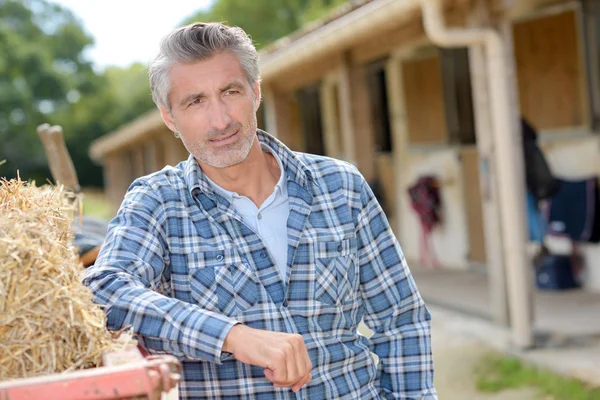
[84,131,436,399]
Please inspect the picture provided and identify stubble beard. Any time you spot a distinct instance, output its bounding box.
[184,119,257,169]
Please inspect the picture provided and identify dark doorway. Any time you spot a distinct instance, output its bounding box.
[366,60,393,153]
[297,84,325,155]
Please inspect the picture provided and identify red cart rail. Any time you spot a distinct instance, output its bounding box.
[0,352,181,400]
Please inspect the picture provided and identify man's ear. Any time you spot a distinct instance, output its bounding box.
[159,106,177,132]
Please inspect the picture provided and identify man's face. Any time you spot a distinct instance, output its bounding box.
[159,52,261,169]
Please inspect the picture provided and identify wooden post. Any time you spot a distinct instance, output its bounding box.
[498,15,535,346]
[271,91,303,151]
[103,152,130,211]
[385,54,412,239]
[320,74,343,159]
[468,42,510,326]
[337,54,357,166]
[262,86,279,138]
[132,146,145,179]
[344,56,376,181]
[143,140,158,174]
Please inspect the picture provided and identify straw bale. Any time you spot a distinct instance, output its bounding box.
[0,178,132,380]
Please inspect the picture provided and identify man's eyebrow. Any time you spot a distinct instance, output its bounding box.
[178,82,246,107]
[221,82,245,92]
[179,92,205,107]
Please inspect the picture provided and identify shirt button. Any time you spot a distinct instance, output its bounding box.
[260,252,267,259]
[337,244,343,252]
[282,300,288,307]
[257,213,262,220]
[216,254,224,261]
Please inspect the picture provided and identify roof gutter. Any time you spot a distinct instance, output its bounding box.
[420,0,534,348]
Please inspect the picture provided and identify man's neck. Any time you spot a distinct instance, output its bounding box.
[199,139,281,207]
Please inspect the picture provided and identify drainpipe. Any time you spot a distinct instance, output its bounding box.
[419,0,533,348]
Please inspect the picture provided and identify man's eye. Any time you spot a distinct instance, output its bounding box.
[189,98,202,106]
[225,90,240,96]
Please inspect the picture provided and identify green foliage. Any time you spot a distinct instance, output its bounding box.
[0,0,96,181]
[0,0,349,187]
[476,353,600,400]
[183,0,349,49]
[0,0,155,186]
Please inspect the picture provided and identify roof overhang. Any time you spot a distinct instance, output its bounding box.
[260,0,421,80]
[89,109,164,161]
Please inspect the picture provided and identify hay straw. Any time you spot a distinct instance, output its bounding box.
[0,178,132,380]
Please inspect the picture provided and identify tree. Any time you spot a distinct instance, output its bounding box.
[0,0,98,182]
[0,0,156,187]
[183,0,349,50]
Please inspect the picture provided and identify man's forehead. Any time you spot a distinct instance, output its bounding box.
[168,56,250,101]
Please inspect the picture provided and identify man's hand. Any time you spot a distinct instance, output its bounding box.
[223,324,312,392]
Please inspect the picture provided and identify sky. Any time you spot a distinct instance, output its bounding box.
[49,0,213,70]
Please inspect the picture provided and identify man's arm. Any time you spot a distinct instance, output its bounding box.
[356,180,437,399]
[83,183,237,364]
[84,182,312,389]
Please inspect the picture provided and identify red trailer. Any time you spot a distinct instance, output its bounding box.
[0,348,181,400]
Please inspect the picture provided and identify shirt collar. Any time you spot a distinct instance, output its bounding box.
[185,130,311,199]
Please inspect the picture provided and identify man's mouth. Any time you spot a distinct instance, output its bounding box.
[210,129,238,143]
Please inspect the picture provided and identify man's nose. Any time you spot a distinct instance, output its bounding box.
[208,99,232,131]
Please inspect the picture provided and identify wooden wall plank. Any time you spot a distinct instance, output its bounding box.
[273,91,304,152]
[402,55,449,144]
[513,10,585,129]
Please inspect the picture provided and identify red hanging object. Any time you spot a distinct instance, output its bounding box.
[408,176,443,268]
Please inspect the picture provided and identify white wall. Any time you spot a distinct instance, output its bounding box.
[542,135,600,291]
[397,147,470,269]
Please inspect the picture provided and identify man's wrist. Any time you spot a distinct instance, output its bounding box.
[222,322,244,354]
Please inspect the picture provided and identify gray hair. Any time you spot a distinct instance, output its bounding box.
[149,22,260,110]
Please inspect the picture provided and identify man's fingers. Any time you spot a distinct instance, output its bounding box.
[290,348,312,393]
[264,368,276,383]
[227,326,311,389]
[290,334,308,381]
[285,338,303,385]
[275,347,293,384]
[268,371,312,392]
[266,338,308,386]
[292,372,312,393]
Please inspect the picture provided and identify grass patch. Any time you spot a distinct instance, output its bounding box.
[81,188,115,221]
[476,353,600,400]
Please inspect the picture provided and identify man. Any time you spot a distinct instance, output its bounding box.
[85,22,436,399]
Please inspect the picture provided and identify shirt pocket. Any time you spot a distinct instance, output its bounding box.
[186,250,259,317]
[313,237,358,306]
